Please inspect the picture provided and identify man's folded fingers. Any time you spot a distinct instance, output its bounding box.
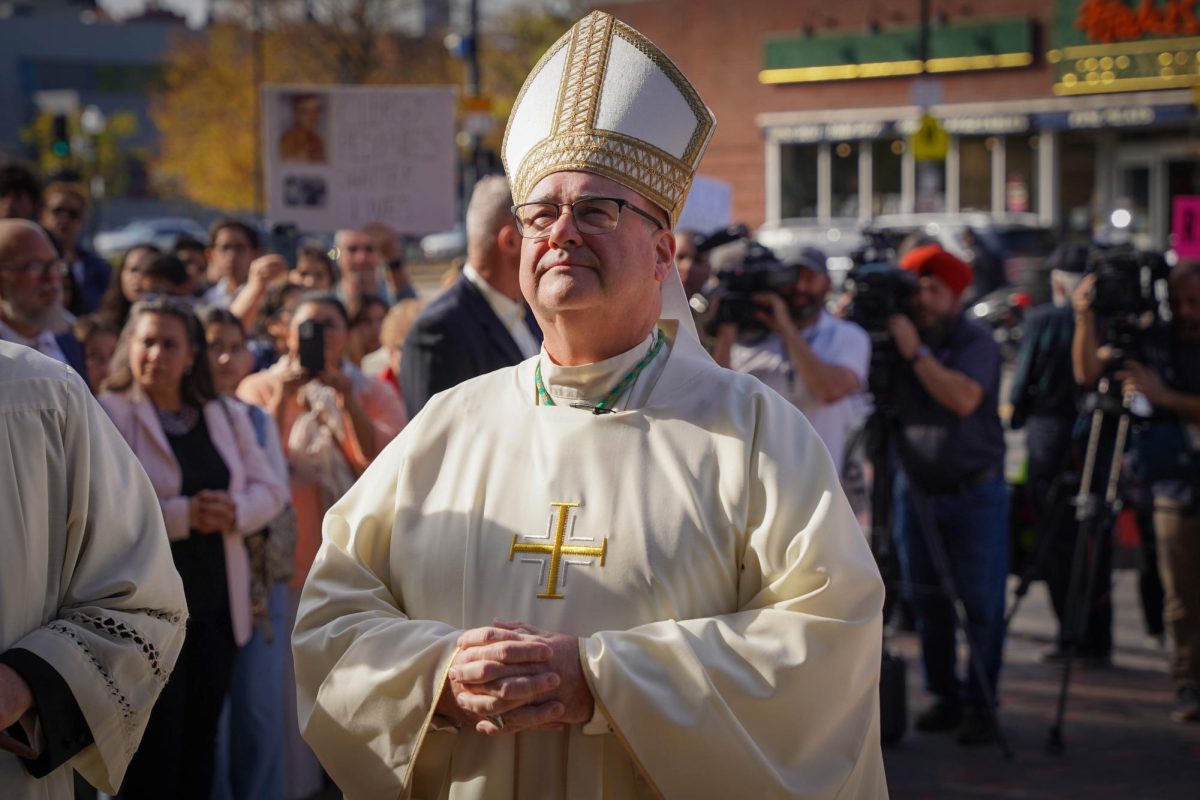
[456,626,520,648]
[474,701,565,736]
[471,672,560,701]
[450,660,544,684]
[454,639,552,665]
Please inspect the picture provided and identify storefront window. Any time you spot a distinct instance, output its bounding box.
[780,143,818,219]
[1005,136,1039,214]
[1119,165,1152,249]
[915,161,945,213]
[831,141,859,218]
[1059,133,1096,234]
[958,136,991,213]
[872,139,903,216]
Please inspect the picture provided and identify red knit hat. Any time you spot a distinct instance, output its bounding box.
[900,244,974,298]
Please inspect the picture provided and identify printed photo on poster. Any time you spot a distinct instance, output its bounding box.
[279,92,329,164]
[283,176,327,208]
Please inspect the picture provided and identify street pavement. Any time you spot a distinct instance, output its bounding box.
[884,569,1200,799]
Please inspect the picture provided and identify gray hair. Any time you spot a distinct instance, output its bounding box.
[465,175,515,257]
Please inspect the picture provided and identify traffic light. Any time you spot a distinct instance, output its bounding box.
[51,114,70,158]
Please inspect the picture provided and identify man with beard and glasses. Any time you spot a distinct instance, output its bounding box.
[713,246,870,474]
[0,220,86,378]
[886,244,1008,746]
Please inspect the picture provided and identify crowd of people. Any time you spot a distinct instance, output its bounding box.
[1,150,572,798]
[1,8,1198,798]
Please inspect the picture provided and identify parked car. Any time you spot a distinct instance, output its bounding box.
[419,224,466,262]
[93,217,209,258]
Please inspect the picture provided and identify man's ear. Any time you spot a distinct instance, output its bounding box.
[497,224,522,256]
[653,229,676,283]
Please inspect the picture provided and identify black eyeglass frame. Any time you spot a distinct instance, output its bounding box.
[511,196,666,239]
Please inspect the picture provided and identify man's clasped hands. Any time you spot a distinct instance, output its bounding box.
[435,620,596,736]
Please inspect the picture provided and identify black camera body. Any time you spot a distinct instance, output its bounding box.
[846,262,917,334]
[714,242,801,330]
[1088,246,1164,318]
[1087,246,1169,362]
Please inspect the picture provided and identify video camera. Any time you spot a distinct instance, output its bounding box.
[843,262,917,399]
[700,225,800,332]
[1087,245,1169,360]
[845,262,917,334]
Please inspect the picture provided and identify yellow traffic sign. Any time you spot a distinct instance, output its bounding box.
[911,113,949,162]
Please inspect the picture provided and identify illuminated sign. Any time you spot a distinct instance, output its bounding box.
[1051,0,1200,93]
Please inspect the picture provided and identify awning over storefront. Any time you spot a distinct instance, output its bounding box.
[758,90,1199,142]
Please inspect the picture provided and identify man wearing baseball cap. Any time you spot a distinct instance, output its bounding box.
[886,243,1008,746]
[714,244,871,475]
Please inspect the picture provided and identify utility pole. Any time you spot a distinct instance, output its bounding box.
[918,0,930,68]
[252,0,265,219]
[465,0,482,209]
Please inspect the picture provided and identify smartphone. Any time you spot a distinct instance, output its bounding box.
[298,319,325,376]
[270,223,299,266]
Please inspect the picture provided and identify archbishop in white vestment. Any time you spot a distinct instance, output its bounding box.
[293,10,887,799]
[0,341,188,798]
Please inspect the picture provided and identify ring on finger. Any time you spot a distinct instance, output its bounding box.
[488,714,505,730]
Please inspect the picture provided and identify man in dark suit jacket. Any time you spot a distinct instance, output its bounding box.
[401,176,541,417]
[0,220,87,380]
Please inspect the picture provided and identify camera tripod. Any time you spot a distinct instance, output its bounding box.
[863,376,1013,759]
[1043,369,1134,755]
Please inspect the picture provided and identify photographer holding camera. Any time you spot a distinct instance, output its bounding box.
[1072,259,1200,723]
[712,246,870,473]
[886,244,1008,746]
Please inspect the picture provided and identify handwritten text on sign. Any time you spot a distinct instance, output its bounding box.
[263,84,456,235]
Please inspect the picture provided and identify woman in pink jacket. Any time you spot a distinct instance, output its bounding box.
[99,298,287,800]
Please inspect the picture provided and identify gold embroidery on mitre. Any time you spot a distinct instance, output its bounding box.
[512,130,692,228]
[502,10,716,226]
[508,502,608,600]
[553,11,614,135]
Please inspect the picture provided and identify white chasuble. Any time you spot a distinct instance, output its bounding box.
[294,329,888,799]
[0,343,188,799]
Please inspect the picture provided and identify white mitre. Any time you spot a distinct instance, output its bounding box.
[502,10,717,353]
[502,10,715,226]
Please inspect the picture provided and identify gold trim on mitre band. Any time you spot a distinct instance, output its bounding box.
[502,11,716,226]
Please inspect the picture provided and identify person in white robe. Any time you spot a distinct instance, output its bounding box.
[293,10,888,799]
[0,340,188,799]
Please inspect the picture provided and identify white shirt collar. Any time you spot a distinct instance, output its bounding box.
[463,263,524,328]
[0,318,66,363]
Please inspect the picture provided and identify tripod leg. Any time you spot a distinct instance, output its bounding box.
[907,487,1014,759]
[1047,403,1126,754]
[1006,418,1080,629]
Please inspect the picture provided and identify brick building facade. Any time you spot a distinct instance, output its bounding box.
[595,0,1200,249]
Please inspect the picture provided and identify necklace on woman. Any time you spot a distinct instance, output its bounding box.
[156,404,200,436]
[534,328,665,415]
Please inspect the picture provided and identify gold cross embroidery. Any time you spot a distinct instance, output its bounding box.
[509,502,607,600]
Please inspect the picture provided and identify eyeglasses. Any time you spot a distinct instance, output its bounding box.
[511,197,665,239]
[0,259,68,277]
